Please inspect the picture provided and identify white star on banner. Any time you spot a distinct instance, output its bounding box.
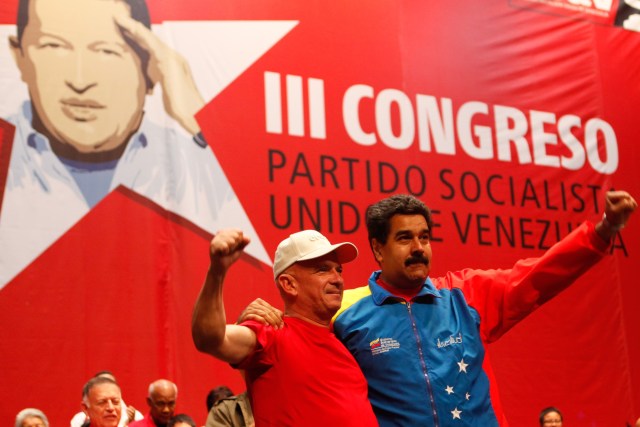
[457,358,469,373]
[0,21,298,286]
[445,385,454,395]
[451,407,462,419]
[465,392,471,400]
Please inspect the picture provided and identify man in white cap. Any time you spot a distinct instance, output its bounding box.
[191,229,377,427]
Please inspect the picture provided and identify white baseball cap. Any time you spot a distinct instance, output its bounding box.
[273,230,358,280]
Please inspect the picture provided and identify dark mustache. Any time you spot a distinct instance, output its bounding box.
[405,255,429,266]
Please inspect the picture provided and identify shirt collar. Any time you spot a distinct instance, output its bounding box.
[368,270,441,305]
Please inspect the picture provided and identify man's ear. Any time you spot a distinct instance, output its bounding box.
[277,274,298,297]
[146,396,153,408]
[81,400,89,416]
[371,239,384,264]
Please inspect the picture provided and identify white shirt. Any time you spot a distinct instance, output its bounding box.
[0,102,270,288]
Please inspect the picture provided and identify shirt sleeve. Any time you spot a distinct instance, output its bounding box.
[434,221,610,343]
[234,320,277,369]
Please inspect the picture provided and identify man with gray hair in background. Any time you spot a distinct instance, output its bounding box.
[71,370,143,427]
[15,408,49,427]
[80,376,124,427]
[129,379,178,427]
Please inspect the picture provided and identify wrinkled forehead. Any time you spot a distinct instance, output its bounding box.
[293,252,341,270]
[151,386,177,400]
[89,383,122,400]
[22,416,45,425]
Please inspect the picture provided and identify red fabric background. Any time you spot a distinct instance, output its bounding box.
[1,1,638,425]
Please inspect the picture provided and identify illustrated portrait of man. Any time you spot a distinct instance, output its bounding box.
[0,0,296,287]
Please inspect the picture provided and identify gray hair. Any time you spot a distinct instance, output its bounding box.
[82,376,121,406]
[15,408,49,427]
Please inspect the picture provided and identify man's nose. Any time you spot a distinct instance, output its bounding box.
[410,237,424,252]
[329,268,344,282]
[65,51,97,94]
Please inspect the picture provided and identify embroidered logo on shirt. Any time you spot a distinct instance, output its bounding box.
[436,332,463,349]
[369,337,400,355]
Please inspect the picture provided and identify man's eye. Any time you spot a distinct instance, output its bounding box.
[99,48,122,57]
[40,42,63,49]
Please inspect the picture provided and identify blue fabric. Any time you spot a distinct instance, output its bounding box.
[334,272,498,427]
[57,156,119,208]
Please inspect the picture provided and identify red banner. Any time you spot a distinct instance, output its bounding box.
[1,0,639,426]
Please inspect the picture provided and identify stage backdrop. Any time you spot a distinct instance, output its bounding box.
[1,0,639,426]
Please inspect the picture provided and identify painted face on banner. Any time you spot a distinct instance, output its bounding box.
[10,0,148,155]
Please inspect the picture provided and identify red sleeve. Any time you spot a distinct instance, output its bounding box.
[433,221,610,343]
[234,320,277,369]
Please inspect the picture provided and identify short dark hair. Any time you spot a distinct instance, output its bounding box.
[539,406,563,426]
[82,376,120,400]
[365,194,433,248]
[206,385,234,411]
[167,414,196,427]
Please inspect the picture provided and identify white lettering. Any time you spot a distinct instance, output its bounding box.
[457,101,493,160]
[376,89,415,149]
[592,0,613,10]
[557,114,586,170]
[584,118,618,174]
[416,95,455,154]
[341,84,619,174]
[494,105,531,164]
[530,110,560,168]
[343,84,376,146]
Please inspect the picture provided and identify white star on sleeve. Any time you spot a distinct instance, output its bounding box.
[457,358,469,373]
[445,385,454,395]
[451,407,462,419]
[465,392,471,400]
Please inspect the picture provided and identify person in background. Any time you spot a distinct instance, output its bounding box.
[167,414,196,427]
[129,379,178,427]
[205,386,233,412]
[539,407,563,426]
[81,376,124,427]
[206,391,254,427]
[15,408,49,427]
[71,370,143,427]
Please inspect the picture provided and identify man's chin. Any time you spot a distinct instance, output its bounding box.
[325,295,343,312]
[101,416,120,426]
[406,266,429,279]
